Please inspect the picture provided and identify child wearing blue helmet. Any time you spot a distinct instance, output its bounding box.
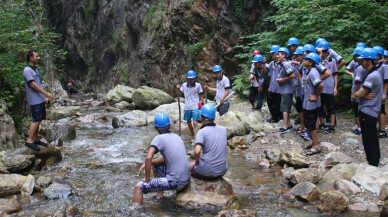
[205,65,231,116]
[249,54,268,110]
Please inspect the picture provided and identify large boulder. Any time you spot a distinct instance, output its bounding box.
[351,164,388,194]
[0,100,18,150]
[3,154,35,173]
[0,174,28,197]
[317,163,359,193]
[284,168,322,185]
[11,145,62,167]
[284,181,320,202]
[116,110,147,127]
[333,179,361,196]
[176,178,239,210]
[279,150,310,168]
[34,175,52,192]
[21,174,35,196]
[317,191,349,213]
[50,106,81,120]
[215,111,250,138]
[146,102,184,126]
[324,152,356,169]
[104,85,135,103]
[234,110,264,129]
[115,101,135,110]
[132,86,174,110]
[0,197,22,214]
[44,182,73,199]
[40,121,76,142]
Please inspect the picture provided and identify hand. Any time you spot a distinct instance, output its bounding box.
[250,78,254,84]
[276,78,283,84]
[176,84,181,89]
[46,93,54,101]
[189,161,196,170]
[364,93,376,100]
[220,99,224,105]
[383,94,387,101]
[204,85,208,90]
[351,94,356,100]
[334,89,338,97]
[308,94,318,102]
[258,87,263,93]
[351,73,354,78]
[138,163,145,176]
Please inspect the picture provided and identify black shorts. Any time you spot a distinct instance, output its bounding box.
[31,102,46,122]
[320,93,336,115]
[354,102,359,117]
[249,86,258,104]
[217,103,230,116]
[280,94,293,113]
[380,102,386,115]
[304,108,319,131]
[295,96,303,113]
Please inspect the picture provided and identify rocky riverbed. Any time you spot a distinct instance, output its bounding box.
[0,84,387,216]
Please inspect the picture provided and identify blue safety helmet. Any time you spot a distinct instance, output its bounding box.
[276,47,290,57]
[252,54,263,63]
[269,45,280,54]
[213,65,222,72]
[287,37,300,46]
[303,44,316,53]
[317,41,330,51]
[384,50,388,58]
[351,47,364,56]
[305,52,320,64]
[356,42,367,48]
[200,103,216,119]
[293,46,304,55]
[357,47,377,60]
[373,46,384,56]
[315,38,327,48]
[187,70,196,78]
[154,112,171,128]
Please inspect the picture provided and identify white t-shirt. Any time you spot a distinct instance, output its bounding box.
[180,82,203,110]
[216,75,231,104]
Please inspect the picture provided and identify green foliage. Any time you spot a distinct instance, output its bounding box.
[143,1,167,37]
[235,0,388,109]
[118,63,129,85]
[184,34,212,69]
[231,0,248,31]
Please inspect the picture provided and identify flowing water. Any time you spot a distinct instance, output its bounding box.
[17,99,380,216]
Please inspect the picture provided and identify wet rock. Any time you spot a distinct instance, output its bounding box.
[115,101,135,110]
[317,163,359,193]
[351,164,388,194]
[44,183,73,199]
[380,183,388,201]
[234,110,264,129]
[381,200,388,217]
[0,174,28,197]
[112,117,119,128]
[334,179,361,196]
[90,100,104,107]
[320,142,336,152]
[21,174,35,196]
[51,106,81,120]
[324,152,356,169]
[132,86,174,110]
[317,191,349,213]
[4,154,35,173]
[215,111,250,138]
[286,168,322,185]
[54,138,63,147]
[348,202,380,212]
[176,177,239,210]
[281,167,296,182]
[0,196,22,214]
[146,102,184,126]
[0,161,9,174]
[76,113,106,123]
[258,160,271,168]
[343,138,359,145]
[246,174,277,187]
[104,85,135,103]
[228,136,247,149]
[216,209,256,217]
[0,100,19,150]
[41,122,76,142]
[279,150,310,168]
[116,110,147,127]
[106,106,121,112]
[265,148,281,163]
[35,176,52,192]
[11,145,62,168]
[284,182,320,202]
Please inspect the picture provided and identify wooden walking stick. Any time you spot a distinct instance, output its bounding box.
[177,75,182,136]
[205,83,208,104]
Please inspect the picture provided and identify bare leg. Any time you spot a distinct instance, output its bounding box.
[283,112,290,128]
[310,130,319,146]
[299,112,305,128]
[379,113,386,131]
[27,121,41,143]
[193,120,199,137]
[132,183,143,205]
[187,120,194,137]
[330,114,336,127]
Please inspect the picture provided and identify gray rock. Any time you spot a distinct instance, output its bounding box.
[324,152,356,169]
[116,110,147,127]
[348,202,380,212]
[0,100,19,150]
[4,155,35,173]
[146,102,185,126]
[284,181,320,202]
[228,136,247,149]
[51,106,81,120]
[216,209,256,217]
[105,85,135,103]
[381,200,388,217]
[44,183,73,199]
[40,121,76,142]
[0,160,9,174]
[380,182,388,201]
[334,179,361,196]
[11,145,62,168]
[234,110,264,129]
[132,86,174,109]
[35,176,52,192]
[0,197,22,214]
[317,191,349,213]
[287,168,322,185]
[0,174,28,197]
[317,163,359,193]
[21,174,35,196]
[320,142,336,152]
[343,138,359,145]
[265,148,282,163]
[215,111,250,138]
[112,117,119,128]
[279,150,310,168]
[90,100,104,107]
[106,106,121,112]
[75,113,106,123]
[351,164,388,194]
[115,101,135,110]
[176,177,239,210]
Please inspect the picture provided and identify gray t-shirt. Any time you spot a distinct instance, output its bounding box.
[23,66,46,106]
[377,61,388,83]
[321,58,338,94]
[150,132,190,182]
[359,70,383,118]
[277,60,295,94]
[328,49,344,65]
[194,124,228,177]
[216,75,230,104]
[302,67,322,110]
[250,63,264,88]
[180,82,203,110]
[267,61,281,93]
[346,60,358,72]
[351,65,367,103]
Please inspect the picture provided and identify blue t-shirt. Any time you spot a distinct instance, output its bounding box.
[23,65,46,106]
[276,60,295,95]
[359,69,383,118]
[150,132,190,182]
[302,67,322,110]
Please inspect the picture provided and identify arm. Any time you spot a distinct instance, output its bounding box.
[199,93,205,105]
[142,147,157,182]
[355,87,370,99]
[352,83,361,100]
[278,72,296,84]
[334,73,338,96]
[309,82,323,101]
[337,59,346,70]
[263,61,268,73]
[28,81,54,101]
[249,74,255,84]
[220,88,230,105]
[383,82,388,101]
[297,69,302,82]
[344,69,354,77]
[205,86,217,92]
[190,145,203,170]
[320,69,331,81]
[176,84,183,97]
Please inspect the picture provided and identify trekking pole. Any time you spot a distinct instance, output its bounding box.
[177,75,182,136]
[205,84,208,104]
[214,91,235,109]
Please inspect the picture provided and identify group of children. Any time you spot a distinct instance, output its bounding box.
[249,37,388,161]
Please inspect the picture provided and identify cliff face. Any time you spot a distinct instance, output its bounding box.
[46,0,263,95]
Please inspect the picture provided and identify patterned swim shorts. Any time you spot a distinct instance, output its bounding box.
[139,164,190,194]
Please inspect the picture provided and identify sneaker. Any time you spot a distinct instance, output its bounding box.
[251,107,258,110]
[294,117,301,125]
[324,126,335,134]
[24,142,40,151]
[279,126,292,134]
[324,122,331,128]
[300,129,308,137]
[378,130,387,138]
[35,140,48,147]
[302,132,312,141]
[318,124,325,132]
[267,119,279,123]
[296,126,304,134]
[354,129,362,135]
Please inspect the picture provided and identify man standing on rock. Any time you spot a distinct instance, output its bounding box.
[190,104,228,180]
[177,70,205,137]
[23,50,54,151]
[205,65,230,116]
[133,113,190,206]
